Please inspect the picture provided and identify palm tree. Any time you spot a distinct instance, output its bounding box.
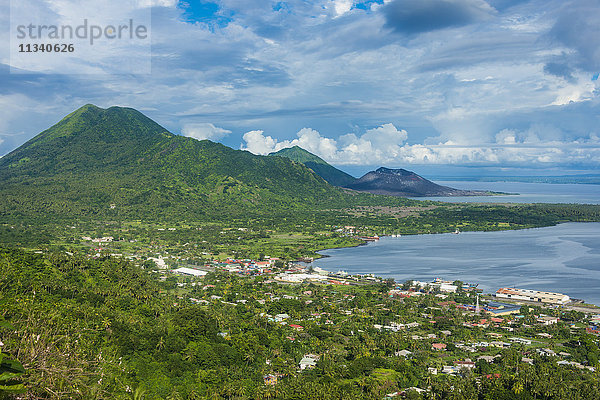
[234,383,247,399]
[223,382,235,400]
[244,351,256,366]
[166,389,183,400]
[156,336,165,351]
[131,386,146,400]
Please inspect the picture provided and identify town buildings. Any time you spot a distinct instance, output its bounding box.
[496,287,570,305]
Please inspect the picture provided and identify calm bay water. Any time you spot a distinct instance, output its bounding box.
[421,181,600,204]
[313,222,600,306]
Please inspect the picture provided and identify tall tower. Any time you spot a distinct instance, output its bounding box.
[475,294,480,314]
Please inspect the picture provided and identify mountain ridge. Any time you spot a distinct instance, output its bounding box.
[0,105,362,221]
[268,147,492,197]
[268,146,356,187]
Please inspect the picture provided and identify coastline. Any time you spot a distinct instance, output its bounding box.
[311,220,568,259]
[422,180,600,204]
[311,222,600,308]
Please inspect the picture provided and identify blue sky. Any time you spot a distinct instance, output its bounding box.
[1,0,599,177]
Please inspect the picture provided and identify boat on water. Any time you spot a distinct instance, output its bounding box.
[453,229,460,234]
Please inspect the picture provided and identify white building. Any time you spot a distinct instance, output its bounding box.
[299,354,319,370]
[509,337,532,345]
[395,350,412,358]
[439,283,458,293]
[172,267,207,277]
[496,287,570,305]
[275,313,290,322]
[275,273,329,283]
[537,315,559,325]
[148,256,167,269]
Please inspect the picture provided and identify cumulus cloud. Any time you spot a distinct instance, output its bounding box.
[287,128,339,158]
[495,129,517,144]
[242,123,409,162]
[182,123,231,141]
[3,0,600,172]
[241,130,279,154]
[241,123,600,166]
[241,127,338,157]
[333,0,354,16]
[495,126,546,145]
[383,0,495,35]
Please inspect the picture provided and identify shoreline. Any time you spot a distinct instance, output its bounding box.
[312,221,567,259]
[311,221,600,308]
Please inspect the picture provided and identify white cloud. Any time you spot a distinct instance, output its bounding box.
[137,0,178,7]
[241,130,279,154]
[3,0,600,171]
[10,0,152,74]
[288,128,339,159]
[241,127,340,156]
[495,124,561,145]
[241,123,600,166]
[242,123,408,163]
[333,0,354,16]
[551,80,596,105]
[495,129,517,144]
[182,123,231,141]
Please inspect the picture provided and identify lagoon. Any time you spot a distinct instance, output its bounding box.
[313,222,600,306]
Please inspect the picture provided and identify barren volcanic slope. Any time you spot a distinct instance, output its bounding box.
[345,167,492,197]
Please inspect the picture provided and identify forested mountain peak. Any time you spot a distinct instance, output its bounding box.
[269,146,356,187]
[270,146,329,165]
[0,105,351,221]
